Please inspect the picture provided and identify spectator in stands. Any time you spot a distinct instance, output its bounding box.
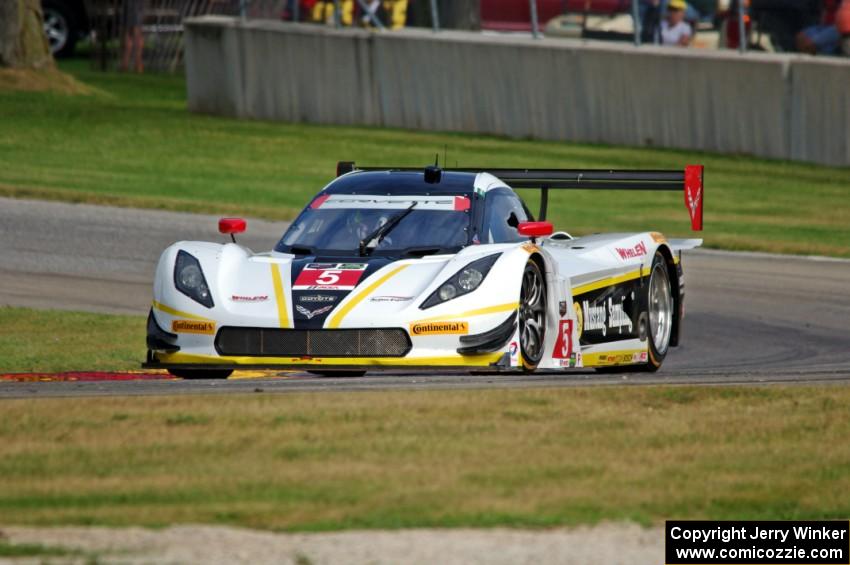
[796,0,841,54]
[359,0,408,29]
[639,0,699,43]
[660,0,693,46]
[121,0,145,73]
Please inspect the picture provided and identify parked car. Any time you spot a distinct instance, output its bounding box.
[480,0,631,32]
[42,0,90,57]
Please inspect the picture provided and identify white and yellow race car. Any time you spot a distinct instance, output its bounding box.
[144,163,704,378]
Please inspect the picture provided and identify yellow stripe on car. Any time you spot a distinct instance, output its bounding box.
[156,351,504,367]
[327,264,409,328]
[270,263,290,328]
[582,349,647,367]
[413,302,518,324]
[572,269,643,296]
[152,301,214,323]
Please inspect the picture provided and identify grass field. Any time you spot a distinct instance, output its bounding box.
[0,307,143,373]
[0,60,848,256]
[2,385,849,530]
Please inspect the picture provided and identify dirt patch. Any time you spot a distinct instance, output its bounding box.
[0,68,94,95]
[0,523,663,564]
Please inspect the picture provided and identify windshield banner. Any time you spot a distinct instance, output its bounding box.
[314,194,470,212]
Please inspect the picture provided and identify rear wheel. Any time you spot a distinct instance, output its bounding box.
[519,259,546,371]
[307,370,367,378]
[644,252,674,371]
[167,368,233,379]
[595,252,674,374]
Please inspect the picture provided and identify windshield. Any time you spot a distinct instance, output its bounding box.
[275,194,472,256]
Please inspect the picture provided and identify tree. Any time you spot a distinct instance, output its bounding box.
[0,0,53,68]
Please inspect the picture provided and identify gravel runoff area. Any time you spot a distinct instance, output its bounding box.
[0,524,663,564]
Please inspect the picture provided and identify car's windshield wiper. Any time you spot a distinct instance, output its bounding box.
[403,246,444,257]
[358,202,417,256]
[288,245,314,255]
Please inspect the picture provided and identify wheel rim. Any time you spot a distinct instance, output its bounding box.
[43,9,69,54]
[519,263,546,365]
[648,262,673,356]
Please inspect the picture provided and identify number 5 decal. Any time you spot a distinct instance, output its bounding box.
[553,319,573,359]
[316,270,341,285]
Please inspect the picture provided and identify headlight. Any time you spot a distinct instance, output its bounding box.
[174,250,214,308]
[420,254,500,309]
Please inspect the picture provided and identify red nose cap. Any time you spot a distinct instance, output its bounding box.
[517,221,554,238]
[219,218,247,235]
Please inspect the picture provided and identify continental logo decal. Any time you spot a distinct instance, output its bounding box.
[171,320,216,335]
[409,321,469,336]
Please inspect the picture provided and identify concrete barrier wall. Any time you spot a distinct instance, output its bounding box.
[185,16,849,168]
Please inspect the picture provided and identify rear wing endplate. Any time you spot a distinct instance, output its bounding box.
[337,163,704,231]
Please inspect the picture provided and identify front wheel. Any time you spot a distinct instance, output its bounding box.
[167,368,233,379]
[519,259,546,371]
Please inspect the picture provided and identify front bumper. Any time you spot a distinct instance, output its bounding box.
[145,314,517,371]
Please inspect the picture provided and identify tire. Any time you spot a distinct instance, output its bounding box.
[307,370,367,378]
[519,259,546,371]
[167,368,233,379]
[43,1,78,58]
[643,252,674,372]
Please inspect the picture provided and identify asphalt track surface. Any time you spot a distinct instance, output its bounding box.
[2,197,849,398]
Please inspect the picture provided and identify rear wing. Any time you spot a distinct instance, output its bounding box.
[337,162,704,231]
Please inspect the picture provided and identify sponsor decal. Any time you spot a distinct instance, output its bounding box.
[650,232,667,244]
[615,241,647,260]
[632,351,648,363]
[231,294,268,303]
[556,353,579,368]
[370,296,413,302]
[521,242,539,254]
[581,297,634,337]
[552,320,574,360]
[684,165,703,230]
[293,263,368,291]
[299,294,336,303]
[171,320,216,335]
[509,341,519,365]
[559,301,567,317]
[295,304,334,320]
[573,301,583,339]
[409,321,469,336]
[454,196,471,211]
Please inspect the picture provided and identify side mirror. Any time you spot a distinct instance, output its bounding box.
[219,218,246,242]
[517,221,554,238]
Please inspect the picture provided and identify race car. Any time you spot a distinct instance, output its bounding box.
[144,163,704,378]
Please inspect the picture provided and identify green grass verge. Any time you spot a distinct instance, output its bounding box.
[2,386,849,530]
[0,541,84,558]
[0,307,143,373]
[0,59,848,257]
